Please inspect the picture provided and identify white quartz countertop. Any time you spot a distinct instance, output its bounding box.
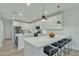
[23,34,70,48]
[15,33,34,37]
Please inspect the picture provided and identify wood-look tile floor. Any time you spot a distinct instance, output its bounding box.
[0,39,79,56]
[69,50,79,56]
[0,39,24,56]
[60,49,79,56]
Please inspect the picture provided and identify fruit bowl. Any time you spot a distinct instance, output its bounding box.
[48,32,55,38]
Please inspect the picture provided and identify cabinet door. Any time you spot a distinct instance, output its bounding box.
[35,20,47,30]
[30,23,36,31]
[22,23,30,30]
[47,14,63,29]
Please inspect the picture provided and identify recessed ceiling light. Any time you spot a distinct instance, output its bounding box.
[27,3,31,6]
[44,11,48,14]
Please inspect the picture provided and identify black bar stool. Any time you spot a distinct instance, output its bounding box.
[60,39,69,55]
[51,41,65,56]
[43,45,58,56]
[51,38,72,56]
[57,39,71,55]
[60,39,72,55]
[65,39,72,55]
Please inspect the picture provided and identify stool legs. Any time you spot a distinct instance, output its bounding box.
[51,39,72,56]
[59,49,61,56]
[68,42,70,55]
[71,39,72,51]
[64,45,66,56]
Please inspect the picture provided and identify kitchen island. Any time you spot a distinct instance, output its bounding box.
[15,33,33,49]
[23,34,71,56]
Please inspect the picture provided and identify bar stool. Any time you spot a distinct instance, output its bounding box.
[51,39,72,56]
[43,45,58,56]
[60,39,69,55]
[57,39,71,55]
[64,39,72,55]
[62,39,68,44]
[61,39,72,55]
[51,41,65,56]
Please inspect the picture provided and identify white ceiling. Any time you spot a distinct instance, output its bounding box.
[0,3,79,23]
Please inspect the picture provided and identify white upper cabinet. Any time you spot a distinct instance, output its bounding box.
[32,13,63,30]
[12,21,31,30]
[35,20,47,30]
[47,13,63,29]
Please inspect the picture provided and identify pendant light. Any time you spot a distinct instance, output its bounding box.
[41,3,47,21]
[56,5,61,24]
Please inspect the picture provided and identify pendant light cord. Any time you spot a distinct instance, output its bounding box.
[57,5,60,19]
[57,5,61,24]
[41,0,47,21]
[42,3,45,15]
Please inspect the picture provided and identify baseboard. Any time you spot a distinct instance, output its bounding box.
[65,48,79,51]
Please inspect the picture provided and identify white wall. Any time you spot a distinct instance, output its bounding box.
[62,6,79,50]
[3,20,12,39]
